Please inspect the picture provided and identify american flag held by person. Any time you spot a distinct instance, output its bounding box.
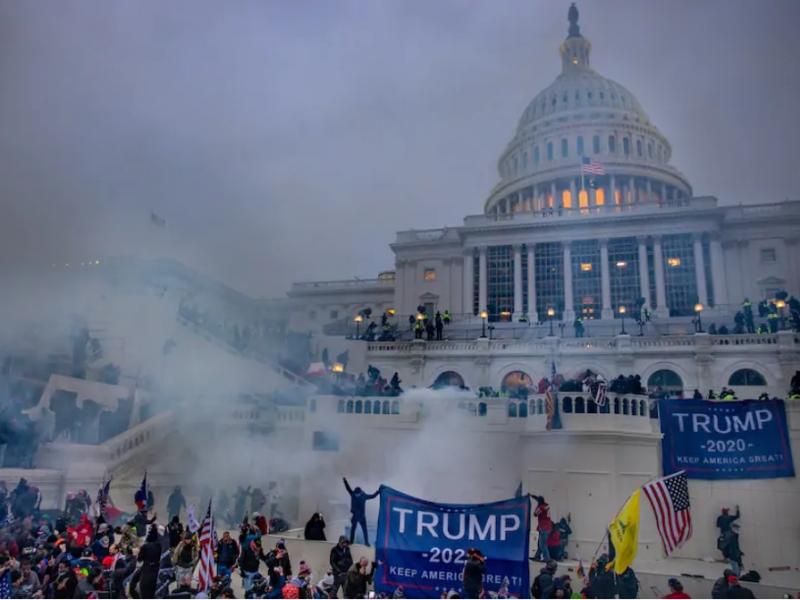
[642,471,692,555]
[197,500,216,591]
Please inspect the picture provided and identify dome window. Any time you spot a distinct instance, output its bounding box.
[552,96,557,107]
[608,136,616,153]
[522,152,528,168]
[575,90,580,100]
[547,142,554,161]
[577,135,585,156]
[599,91,605,100]
[587,91,593,99]
[534,146,540,165]
[648,143,654,159]
[636,140,643,156]
[623,137,631,155]
[562,93,568,104]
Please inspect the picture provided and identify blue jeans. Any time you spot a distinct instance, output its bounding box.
[242,570,259,593]
[538,529,550,560]
[728,559,741,576]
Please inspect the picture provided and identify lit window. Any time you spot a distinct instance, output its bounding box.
[424,268,437,281]
[616,260,627,268]
[760,248,776,263]
[667,257,681,267]
[580,263,593,272]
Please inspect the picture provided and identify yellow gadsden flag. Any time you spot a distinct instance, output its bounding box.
[606,489,641,575]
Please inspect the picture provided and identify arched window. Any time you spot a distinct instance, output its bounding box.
[577,136,584,156]
[346,400,354,413]
[631,399,638,416]
[728,369,767,386]
[478,402,487,416]
[537,398,545,414]
[501,371,533,394]
[337,399,345,413]
[534,146,540,165]
[575,397,585,413]
[608,136,616,153]
[647,369,684,393]
[623,398,629,415]
[355,400,362,414]
[592,135,600,154]
[623,137,630,155]
[547,142,554,161]
[391,400,400,414]
[508,403,518,418]
[432,371,466,389]
[563,397,573,413]
[636,139,643,156]
[364,400,372,414]
[519,402,528,417]
[382,400,391,415]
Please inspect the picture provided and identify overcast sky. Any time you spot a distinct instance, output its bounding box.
[1,0,798,297]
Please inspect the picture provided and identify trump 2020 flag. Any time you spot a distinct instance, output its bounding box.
[374,486,530,599]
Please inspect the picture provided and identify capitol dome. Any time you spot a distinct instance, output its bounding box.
[485,3,692,218]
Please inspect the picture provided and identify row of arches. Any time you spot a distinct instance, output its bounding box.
[431,368,768,393]
[506,396,649,418]
[337,398,400,415]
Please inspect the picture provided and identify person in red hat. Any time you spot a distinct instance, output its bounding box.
[462,548,486,599]
[723,574,755,599]
[663,578,690,599]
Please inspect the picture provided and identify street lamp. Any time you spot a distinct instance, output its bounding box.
[480,310,488,338]
[618,305,627,335]
[776,299,786,329]
[547,307,556,336]
[354,314,363,339]
[694,302,704,333]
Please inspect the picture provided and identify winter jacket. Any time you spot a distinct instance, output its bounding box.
[343,563,373,599]
[532,565,556,598]
[172,541,198,568]
[329,544,353,575]
[218,539,240,567]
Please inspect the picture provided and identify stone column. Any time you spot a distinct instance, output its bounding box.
[563,242,575,320]
[600,239,613,319]
[610,174,617,208]
[653,236,669,317]
[478,246,488,313]
[637,237,651,308]
[709,235,728,308]
[513,244,523,318]
[693,234,709,307]
[569,179,577,213]
[527,244,538,322]
[463,251,474,315]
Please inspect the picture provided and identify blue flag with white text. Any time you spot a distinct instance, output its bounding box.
[659,398,794,480]
[374,486,531,598]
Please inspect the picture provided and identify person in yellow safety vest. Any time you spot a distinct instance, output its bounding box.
[767,310,779,333]
[789,392,800,400]
[519,313,529,323]
[414,319,424,339]
[442,310,451,325]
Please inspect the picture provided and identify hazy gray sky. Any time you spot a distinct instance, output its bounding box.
[1,0,798,297]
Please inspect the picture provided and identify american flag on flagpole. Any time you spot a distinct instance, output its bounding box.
[642,471,692,555]
[545,361,563,430]
[197,500,216,591]
[581,156,605,175]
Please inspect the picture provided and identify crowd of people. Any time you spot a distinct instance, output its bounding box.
[314,365,403,398]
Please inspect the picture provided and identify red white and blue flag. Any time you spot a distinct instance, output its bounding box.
[595,381,608,407]
[642,471,692,556]
[546,361,563,430]
[581,156,605,175]
[197,500,216,591]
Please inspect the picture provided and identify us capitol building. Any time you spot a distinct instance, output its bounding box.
[288,4,800,400]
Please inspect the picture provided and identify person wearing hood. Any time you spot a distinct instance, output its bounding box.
[344,556,375,599]
[167,486,187,520]
[343,478,379,546]
[532,560,557,598]
[265,539,292,578]
[137,525,162,598]
[168,515,184,548]
[617,567,640,599]
[303,512,326,541]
